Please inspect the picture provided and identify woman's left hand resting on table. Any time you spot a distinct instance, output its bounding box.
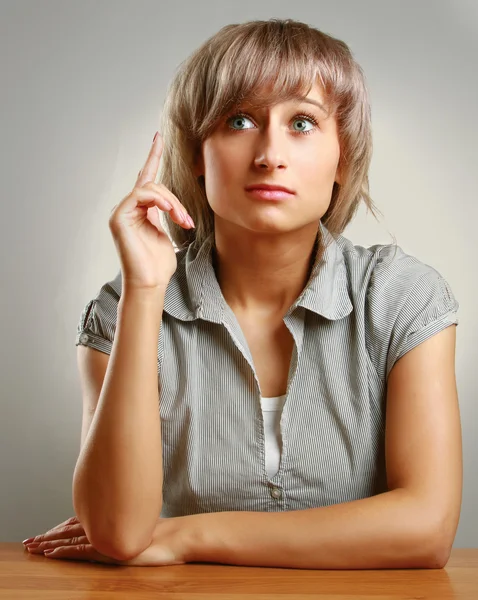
[23,515,192,566]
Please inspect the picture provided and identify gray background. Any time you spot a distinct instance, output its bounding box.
[1,0,476,546]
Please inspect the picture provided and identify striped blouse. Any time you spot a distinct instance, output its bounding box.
[75,221,459,517]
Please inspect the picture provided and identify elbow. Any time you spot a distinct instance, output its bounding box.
[417,518,456,570]
[399,491,459,569]
[425,506,459,569]
[421,540,452,570]
[425,530,454,569]
[74,506,154,562]
[79,512,153,562]
[88,532,151,562]
[72,469,157,562]
[73,511,156,562]
[73,507,151,563]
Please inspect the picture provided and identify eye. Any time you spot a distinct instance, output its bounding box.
[225,111,319,134]
[227,113,255,131]
[291,116,316,133]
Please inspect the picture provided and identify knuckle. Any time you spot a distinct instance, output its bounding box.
[108,211,118,227]
[143,181,159,192]
[128,187,140,200]
[71,526,83,536]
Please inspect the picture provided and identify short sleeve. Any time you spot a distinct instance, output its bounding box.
[366,245,459,382]
[75,271,122,355]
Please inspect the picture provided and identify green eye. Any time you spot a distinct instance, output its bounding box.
[292,118,314,132]
[226,111,318,134]
[228,115,254,130]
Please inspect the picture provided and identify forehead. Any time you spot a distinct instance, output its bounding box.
[238,80,329,113]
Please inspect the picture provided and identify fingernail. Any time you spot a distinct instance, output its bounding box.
[44,549,55,555]
[187,216,195,228]
[26,544,40,552]
[23,537,34,545]
[153,131,158,143]
[26,542,40,548]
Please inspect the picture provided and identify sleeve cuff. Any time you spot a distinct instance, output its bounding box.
[75,330,112,355]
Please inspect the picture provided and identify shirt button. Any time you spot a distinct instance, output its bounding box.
[79,333,89,344]
[270,486,282,500]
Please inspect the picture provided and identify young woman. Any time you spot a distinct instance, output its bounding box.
[24,18,462,569]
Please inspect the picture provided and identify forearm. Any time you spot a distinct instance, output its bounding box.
[73,288,165,559]
[191,489,447,569]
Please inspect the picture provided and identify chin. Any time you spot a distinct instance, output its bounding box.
[214,206,319,236]
[239,218,311,236]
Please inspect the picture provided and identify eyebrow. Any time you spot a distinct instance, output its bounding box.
[232,94,330,117]
[294,95,329,115]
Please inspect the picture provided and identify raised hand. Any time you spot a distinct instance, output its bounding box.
[109,132,195,292]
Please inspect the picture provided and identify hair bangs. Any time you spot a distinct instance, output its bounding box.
[197,22,334,139]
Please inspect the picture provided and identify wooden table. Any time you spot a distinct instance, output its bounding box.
[0,544,477,599]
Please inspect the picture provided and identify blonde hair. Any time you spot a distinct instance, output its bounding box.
[158,18,382,250]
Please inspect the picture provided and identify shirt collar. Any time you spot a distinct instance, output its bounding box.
[290,221,353,320]
[163,220,353,323]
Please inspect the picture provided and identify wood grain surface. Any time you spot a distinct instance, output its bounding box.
[0,544,477,599]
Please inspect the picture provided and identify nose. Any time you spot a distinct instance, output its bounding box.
[253,124,288,171]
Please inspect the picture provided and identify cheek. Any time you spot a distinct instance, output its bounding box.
[203,145,222,179]
[300,144,339,185]
[203,144,242,201]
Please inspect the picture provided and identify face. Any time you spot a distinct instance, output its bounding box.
[195,81,341,236]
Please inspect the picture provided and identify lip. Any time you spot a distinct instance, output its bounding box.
[244,183,296,202]
[245,183,295,194]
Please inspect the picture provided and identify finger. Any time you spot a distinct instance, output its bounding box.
[138,197,193,229]
[137,182,195,229]
[122,187,194,229]
[144,181,196,228]
[44,544,119,564]
[47,516,79,533]
[27,536,89,554]
[23,516,80,545]
[27,523,85,544]
[136,133,163,188]
[147,207,162,230]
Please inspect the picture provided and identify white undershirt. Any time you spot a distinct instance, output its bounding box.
[260,394,287,478]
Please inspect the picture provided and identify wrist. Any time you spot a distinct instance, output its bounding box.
[119,285,167,309]
[182,514,211,564]
[183,513,228,564]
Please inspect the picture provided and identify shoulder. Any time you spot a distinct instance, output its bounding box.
[343,236,459,380]
[365,243,457,323]
[336,234,456,309]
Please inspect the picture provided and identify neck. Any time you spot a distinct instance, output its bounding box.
[213,219,321,318]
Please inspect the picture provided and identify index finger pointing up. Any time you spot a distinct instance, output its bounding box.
[136,132,163,187]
